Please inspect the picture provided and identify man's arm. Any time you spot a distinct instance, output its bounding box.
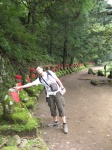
[55,77,65,89]
[15,81,36,90]
[55,77,66,94]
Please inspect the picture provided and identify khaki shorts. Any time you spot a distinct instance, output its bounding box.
[48,92,65,117]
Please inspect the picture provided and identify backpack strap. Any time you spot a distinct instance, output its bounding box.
[39,71,52,83]
[40,76,50,87]
[47,70,60,86]
[39,76,42,83]
[46,70,52,77]
[39,74,50,87]
[39,70,56,85]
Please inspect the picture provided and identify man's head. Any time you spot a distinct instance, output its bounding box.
[36,66,43,75]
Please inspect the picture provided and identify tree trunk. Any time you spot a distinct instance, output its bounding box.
[62,36,67,65]
[27,11,31,25]
[70,56,74,64]
[49,33,53,55]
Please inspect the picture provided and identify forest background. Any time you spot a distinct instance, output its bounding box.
[0,0,112,100]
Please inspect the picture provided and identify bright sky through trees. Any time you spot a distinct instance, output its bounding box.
[106,0,112,5]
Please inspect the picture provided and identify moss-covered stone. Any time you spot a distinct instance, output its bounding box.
[1,146,19,150]
[88,68,96,75]
[2,91,38,128]
[91,80,99,85]
[18,90,37,109]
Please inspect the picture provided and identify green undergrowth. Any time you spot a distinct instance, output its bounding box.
[0,114,41,134]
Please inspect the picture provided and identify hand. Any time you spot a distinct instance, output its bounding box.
[62,88,66,95]
[13,86,20,91]
[61,87,66,95]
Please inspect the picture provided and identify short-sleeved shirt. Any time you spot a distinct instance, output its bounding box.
[32,70,60,96]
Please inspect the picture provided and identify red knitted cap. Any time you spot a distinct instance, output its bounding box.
[15,75,22,79]
[30,68,35,72]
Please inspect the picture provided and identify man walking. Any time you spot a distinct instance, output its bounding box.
[15,66,68,134]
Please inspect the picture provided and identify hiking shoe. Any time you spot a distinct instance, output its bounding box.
[53,121,59,127]
[63,123,68,134]
[47,121,58,127]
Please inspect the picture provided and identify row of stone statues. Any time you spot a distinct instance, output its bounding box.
[88,67,112,78]
[2,68,43,125]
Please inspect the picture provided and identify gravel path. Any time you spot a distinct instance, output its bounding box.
[34,66,112,150]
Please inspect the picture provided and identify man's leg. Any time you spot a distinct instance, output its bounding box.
[61,116,68,134]
[55,92,68,133]
[48,95,59,127]
[52,116,58,127]
[53,116,58,122]
[61,116,66,123]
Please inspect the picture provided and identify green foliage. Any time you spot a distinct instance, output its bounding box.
[0,113,39,133]
[0,0,112,66]
[11,110,31,124]
[0,135,5,145]
[0,56,16,102]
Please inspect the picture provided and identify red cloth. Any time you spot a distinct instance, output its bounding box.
[10,91,20,103]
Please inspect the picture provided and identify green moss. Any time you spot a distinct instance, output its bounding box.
[11,110,31,124]
[24,97,37,109]
[91,80,99,85]
[1,146,19,150]
[0,115,39,133]
[56,72,61,77]
[18,90,37,109]
[31,137,49,150]
[37,85,44,91]
[24,86,41,97]
[0,135,5,146]
[1,137,48,150]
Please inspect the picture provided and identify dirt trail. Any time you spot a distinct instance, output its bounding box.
[34,66,112,150]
